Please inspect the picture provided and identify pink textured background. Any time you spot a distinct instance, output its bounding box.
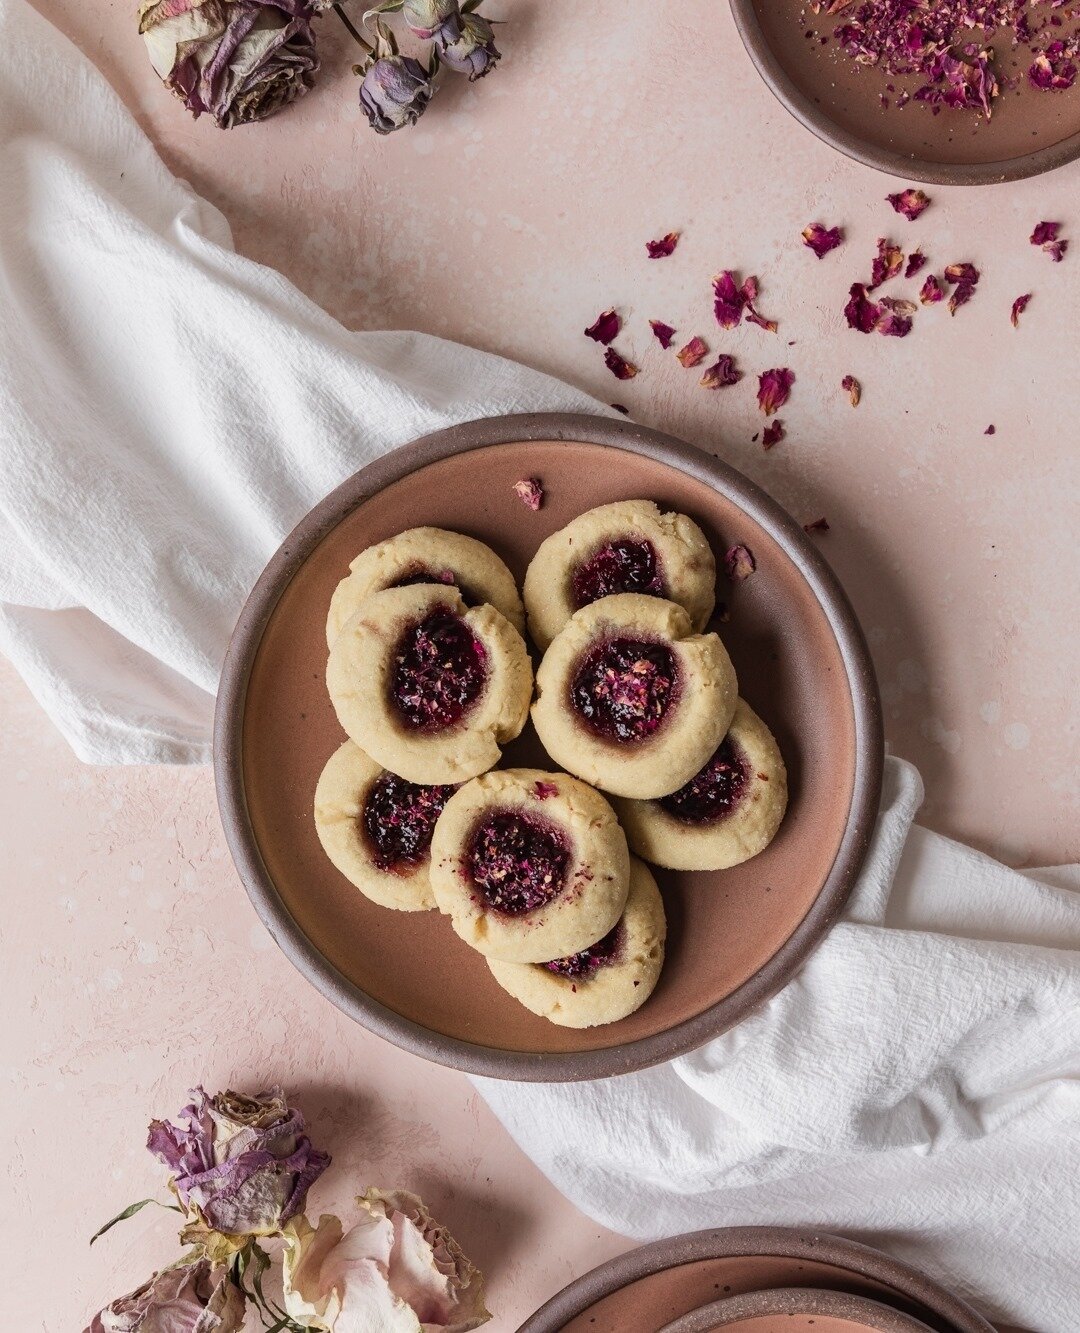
[4,2,1077,1329]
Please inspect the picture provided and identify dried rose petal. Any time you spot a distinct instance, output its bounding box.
[803,517,830,533]
[919,274,945,304]
[1047,239,1069,262]
[757,367,794,416]
[914,50,998,120]
[604,347,638,380]
[741,274,778,332]
[1029,43,1078,92]
[1010,292,1032,327]
[944,261,980,315]
[887,188,931,220]
[649,319,676,348]
[610,402,630,414]
[878,309,913,337]
[802,222,844,258]
[984,424,996,435]
[905,249,927,278]
[841,374,861,407]
[585,308,620,344]
[1030,220,1061,247]
[844,283,881,333]
[869,237,904,289]
[676,336,709,368]
[762,419,785,449]
[512,478,543,511]
[712,271,745,329]
[881,296,917,317]
[700,355,743,389]
[724,544,756,580]
[646,231,680,258]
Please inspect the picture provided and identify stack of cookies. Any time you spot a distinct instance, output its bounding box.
[315,501,786,1029]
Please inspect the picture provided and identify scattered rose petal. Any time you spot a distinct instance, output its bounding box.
[757,367,794,416]
[984,424,996,435]
[944,261,980,315]
[649,319,676,348]
[802,222,845,258]
[741,274,778,332]
[878,308,913,337]
[610,402,630,414]
[676,336,709,368]
[905,249,927,278]
[887,188,931,220]
[724,544,756,580]
[646,231,680,258]
[869,237,904,289]
[844,283,881,333]
[841,374,861,407]
[914,50,998,119]
[762,419,785,449]
[512,478,543,511]
[1030,220,1061,247]
[804,517,830,533]
[712,270,745,329]
[604,347,638,380]
[919,274,945,304]
[1029,43,1078,92]
[585,308,620,344]
[1010,292,1032,327]
[700,355,743,389]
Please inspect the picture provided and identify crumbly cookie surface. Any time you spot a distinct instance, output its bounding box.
[523,499,715,651]
[327,526,525,648]
[487,857,666,1027]
[429,768,630,964]
[530,593,738,800]
[313,740,454,911]
[615,698,787,870]
[326,583,533,785]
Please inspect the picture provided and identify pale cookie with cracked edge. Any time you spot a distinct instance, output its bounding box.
[326,526,525,648]
[615,698,787,870]
[531,593,737,800]
[523,499,715,651]
[326,583,532,786]
[429,767,631,964]
[314,740,457,911]
[487,857,666,1028]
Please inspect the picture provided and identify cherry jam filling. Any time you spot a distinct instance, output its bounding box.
[388,565,477,605]
[659,736,749,825]
[570,537,666,609]
[466,810,570,916]
[390,610,487,732]
[570,637,679,743]
[362,774,455,872]
[543,923,623,980]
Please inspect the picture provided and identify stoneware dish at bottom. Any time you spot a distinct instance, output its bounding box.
[658,1284,936,1332]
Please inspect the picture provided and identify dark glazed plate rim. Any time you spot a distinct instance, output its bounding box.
[728,0,1080,185]
[213,412,883,1082]
[516,1227,995,1333]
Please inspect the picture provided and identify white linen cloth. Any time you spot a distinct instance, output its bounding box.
[1,5,1077,1331]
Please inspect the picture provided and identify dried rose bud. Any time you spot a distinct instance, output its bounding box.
[762,420,784,449]
[604,348,638,380]
[359,54,435,134]
[841,374,861,407]
[724,544,756,580]
[649,320,676,348]
[401,0,461,40]
[699,355,742,389]
[801,222,844,258]
[436,11,500,80]
[85,1258,245,1333]
[512,478,543,511]
[676,336,708,368]
[646,232,679,258]
[585,308,620,344]
[887,188,931,221]
[1011,293,1032,327]
[137,0,319,129]
[757,368,794,416]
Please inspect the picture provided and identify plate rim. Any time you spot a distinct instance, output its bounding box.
[515,1226,996,1333]
[728,0,1080,186]
[657,1283,935,1332]
[214,411,883,1082]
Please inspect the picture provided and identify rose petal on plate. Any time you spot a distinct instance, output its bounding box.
[803,517,830,533]
[676,336,709,367]
[603,347,638,379]
[699,355,743,389]
[841,374,861,406]
[646,231,680,258]
[757,367,794,416]
[649,319,676,348]
[887,188,931,220]
[584,308,620,344]
[724,544,756,580]
[512,478,543,511]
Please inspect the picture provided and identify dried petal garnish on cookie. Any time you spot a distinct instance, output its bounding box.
[646,231,679,258]
[802,222,844,258]
[887,188,931,220]
[512,477,544,511]
[604,347,638,379]
[676,336,709,367]
[584,307,620,343]
[430,768,630,963]
[649,319,676,348]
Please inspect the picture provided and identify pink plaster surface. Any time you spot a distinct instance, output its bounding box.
[4,1,1078,1329]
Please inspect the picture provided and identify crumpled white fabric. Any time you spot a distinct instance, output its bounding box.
[478,757,1080,1331]
[0,0,598,764]
[3,7,1078,1332]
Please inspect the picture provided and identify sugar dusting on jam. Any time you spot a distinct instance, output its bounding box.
[543,923,624,979]
[466,811,570,915]
[659,735,750,826]
[571,637,679,743]
[571,538,666,609]
[390,610,487,731]
[362,773,455,872]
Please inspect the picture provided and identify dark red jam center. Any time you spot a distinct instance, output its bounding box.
[362,774,456,872]
[390,610,487,732]
[570,537,666,609]
[543,923,623,979]
[659,736,749,825]
[570,637,679,743]
[466,811,570,916]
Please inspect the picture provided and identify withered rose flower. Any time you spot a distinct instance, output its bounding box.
[436,12,501,80]
[359,54,435,134]
[147,1085,330,1242]
[401,0,461,40]
[138,0,320,129]
[84,1258,244,1333]
[283,1189,490,1332]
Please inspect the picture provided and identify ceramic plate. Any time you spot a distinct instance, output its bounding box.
[730,0,1080,184]
[517,1227,995,1333]
[659,1284,935,1332]
[215,413,882,1081]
